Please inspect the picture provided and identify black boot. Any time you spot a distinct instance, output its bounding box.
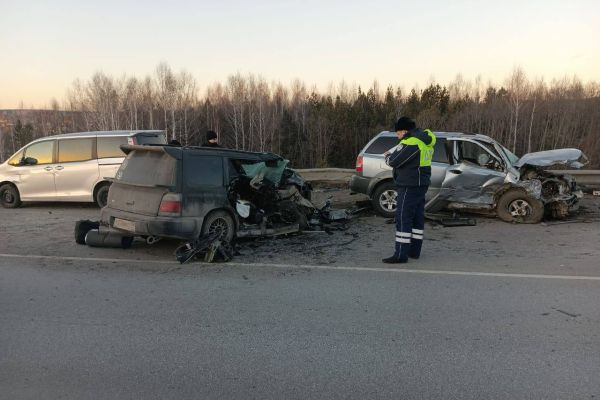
[382,255,408,264]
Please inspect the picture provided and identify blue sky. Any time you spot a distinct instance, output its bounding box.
[1,0,599,107]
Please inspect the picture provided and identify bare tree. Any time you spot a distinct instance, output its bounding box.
[506,66,528,153]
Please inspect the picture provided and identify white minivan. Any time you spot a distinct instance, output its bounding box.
[0,130,167,208]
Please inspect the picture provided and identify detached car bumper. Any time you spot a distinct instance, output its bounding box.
[349,174,370,195]
[101,207,202,240]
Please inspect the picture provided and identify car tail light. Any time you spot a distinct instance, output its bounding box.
[356,155,364,173]
[159,193,182,216]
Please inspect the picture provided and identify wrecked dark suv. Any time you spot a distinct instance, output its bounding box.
[101,145,313,242]
[351,131,588,223]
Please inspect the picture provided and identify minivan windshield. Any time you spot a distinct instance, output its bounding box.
[115,149,177,186]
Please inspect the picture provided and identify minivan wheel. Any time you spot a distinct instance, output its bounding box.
[95,183,110,208]
[202,210,235,243]
[0,184,21,208]
[372,182,397,218]
[496,189,544,224]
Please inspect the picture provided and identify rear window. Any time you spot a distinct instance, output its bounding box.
[364,136,399,154]
[98,136,128,158]
[365,135,449,163]
[115,150,177,186]
[132,133,168,145]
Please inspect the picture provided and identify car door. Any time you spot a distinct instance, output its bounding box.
[54,137,99,201]
[437,139,507,206]
[17,140,57,201]
[426,138,451,201]
[181,153,227,217]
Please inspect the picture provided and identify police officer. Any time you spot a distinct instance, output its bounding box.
[382,117,436,264]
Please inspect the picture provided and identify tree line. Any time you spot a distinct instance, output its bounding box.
[1,63,598,167]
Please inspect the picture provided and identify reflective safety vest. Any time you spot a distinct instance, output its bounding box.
[400,129,437,167]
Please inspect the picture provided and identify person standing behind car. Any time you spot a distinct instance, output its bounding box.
[202,130,221,147]
[382,117,436,264]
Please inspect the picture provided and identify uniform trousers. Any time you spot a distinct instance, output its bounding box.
[394,186,428,261]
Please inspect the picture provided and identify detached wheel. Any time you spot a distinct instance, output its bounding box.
[0,184,21,208]
[202,210,235,242]
[496,189,544,224]
[371,181,397,218]
[95,183,110,208]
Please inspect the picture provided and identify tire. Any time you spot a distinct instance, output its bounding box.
[371,181,397,218]
[202,210,235,242]
[0,184,21,208]
[95,183,110,208]
[496,189,544,224]
[74,220,100,245]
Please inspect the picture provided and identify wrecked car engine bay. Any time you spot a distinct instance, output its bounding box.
[424,145,589,224]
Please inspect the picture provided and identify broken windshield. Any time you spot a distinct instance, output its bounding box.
[499,145,519,165]
[239,159,289,186]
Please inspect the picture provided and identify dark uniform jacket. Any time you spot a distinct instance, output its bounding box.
[385,128,433,187]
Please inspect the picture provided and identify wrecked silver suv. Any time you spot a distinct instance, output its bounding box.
[350,131,587,223]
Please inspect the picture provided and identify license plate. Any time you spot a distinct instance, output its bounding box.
[113,218,136,232]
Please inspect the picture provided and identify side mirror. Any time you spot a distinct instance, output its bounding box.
[22,157,38,166]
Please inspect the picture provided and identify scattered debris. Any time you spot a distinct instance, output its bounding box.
[383,212,477,227]
[75,219,133,248]
[74,219,100,245]
[85,229,134,249]
[237,224,300,238]
[174,231,233,264]
[426,212,477,227]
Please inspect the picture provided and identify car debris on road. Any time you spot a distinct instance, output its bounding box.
[73,144,367,263]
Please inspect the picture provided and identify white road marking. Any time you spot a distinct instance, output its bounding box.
[1,252,600,281]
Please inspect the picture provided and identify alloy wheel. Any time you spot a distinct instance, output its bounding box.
[508,199,533,217]
[379,190,397,212]
[209,217,230,239]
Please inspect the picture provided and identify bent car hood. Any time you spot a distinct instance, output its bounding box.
[514,148,588,169]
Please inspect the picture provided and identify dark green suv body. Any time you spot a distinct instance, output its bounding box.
[101,145,312,241]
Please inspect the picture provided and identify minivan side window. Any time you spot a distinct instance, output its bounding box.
[24,141,54,165]
[98,136,128,158]
[184,155,223,187]
[58,138,94,163]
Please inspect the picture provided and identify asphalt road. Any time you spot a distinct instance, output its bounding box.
[2,256,599,400]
